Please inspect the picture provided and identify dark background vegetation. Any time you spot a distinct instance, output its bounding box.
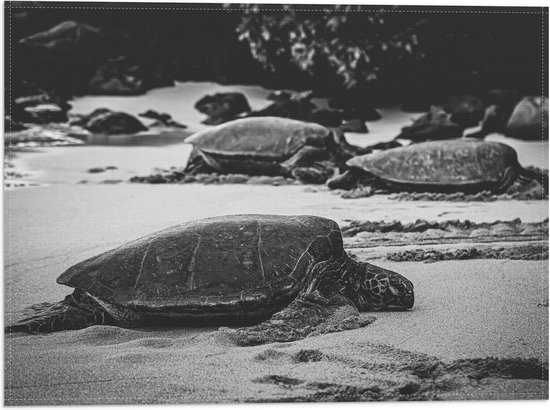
[4,2,548,107]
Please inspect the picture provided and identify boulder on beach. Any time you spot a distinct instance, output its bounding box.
[247,90,316,121]
[195,92,251,125]
[446,95,485,128]
[306,109,346,127]
[71,108,147,135]
[138,110,187,129]
[467,105,508,139]
[506,96,548,140]
[339,118,368,133]
[249,90,359,128]
[484,89,522,114]
[396,106,463,142]
[328,91,381,121]
[88,56,144,95]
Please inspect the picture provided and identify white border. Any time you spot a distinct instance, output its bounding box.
[1,2,548,410]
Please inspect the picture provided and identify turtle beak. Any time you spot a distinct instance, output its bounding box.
[402,293,414,310]
[386,280,414,310]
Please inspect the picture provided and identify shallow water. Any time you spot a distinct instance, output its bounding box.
[7,82,548,188]
[69,81,275,134]
[69,81,549,167]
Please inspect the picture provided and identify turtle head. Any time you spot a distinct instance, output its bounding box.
[355,262,414,311]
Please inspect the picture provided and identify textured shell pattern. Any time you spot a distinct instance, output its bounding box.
[347,139,518,186]
[57,215,344,309]
[185,117,330,160]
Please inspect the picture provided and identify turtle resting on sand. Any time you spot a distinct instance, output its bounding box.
[5,215,414,345]
[184,116,368,184]
[328,138,547,196]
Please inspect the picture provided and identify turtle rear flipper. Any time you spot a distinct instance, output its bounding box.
[5,289,115,334]
[223,291,376,346]
[291,161,336,184]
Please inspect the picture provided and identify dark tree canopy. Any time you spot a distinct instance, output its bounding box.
[5,2,548,105]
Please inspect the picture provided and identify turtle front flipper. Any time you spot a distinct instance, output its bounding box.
[222,291,376,346]
[502,167,549,199]
[5,289,116,334]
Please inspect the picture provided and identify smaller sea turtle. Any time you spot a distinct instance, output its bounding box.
[328,138,546,196]
[184,116,366,184]
[5,215,414,345]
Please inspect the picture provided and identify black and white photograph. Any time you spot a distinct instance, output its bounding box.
[3,0,549,405]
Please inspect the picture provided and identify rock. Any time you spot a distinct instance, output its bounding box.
[249,90,353,127]
[195,92,251,125]
[484,89,522,113]
[506,96,548,140]
[446,95,485,128]
[69,108,112,127]
[467,105,508,139]
[88,56,144,95]
[396,106,463,142]
[73,108,147,135]
[138,110,187,128]
[138,110,172,122]
[307,109,345,127]
[18,21,104,51]
[328,91,381,121]
[24,104,68,123]
[365,140,402,151]
[247,90,316,122]
[340,118,368,133]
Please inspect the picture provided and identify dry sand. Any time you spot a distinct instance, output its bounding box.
[3,82,549,404]
[4,184,549,404]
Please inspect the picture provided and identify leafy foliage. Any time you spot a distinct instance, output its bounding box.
[235,5,426,89]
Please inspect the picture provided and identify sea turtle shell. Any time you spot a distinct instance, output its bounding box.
[56,215,344,317]
[347,139,520,190]
[185,116,331,161]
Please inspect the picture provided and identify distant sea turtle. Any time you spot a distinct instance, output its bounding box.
[328,138,546,195]
[184,116,367,183]
[5,215,414,345]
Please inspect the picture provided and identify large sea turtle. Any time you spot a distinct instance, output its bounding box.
[328,138,547,196]
[184,116,367,183]
[5,215,414,345]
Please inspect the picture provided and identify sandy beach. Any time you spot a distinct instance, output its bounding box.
[4,82,549,404]
[4,182,549,404]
